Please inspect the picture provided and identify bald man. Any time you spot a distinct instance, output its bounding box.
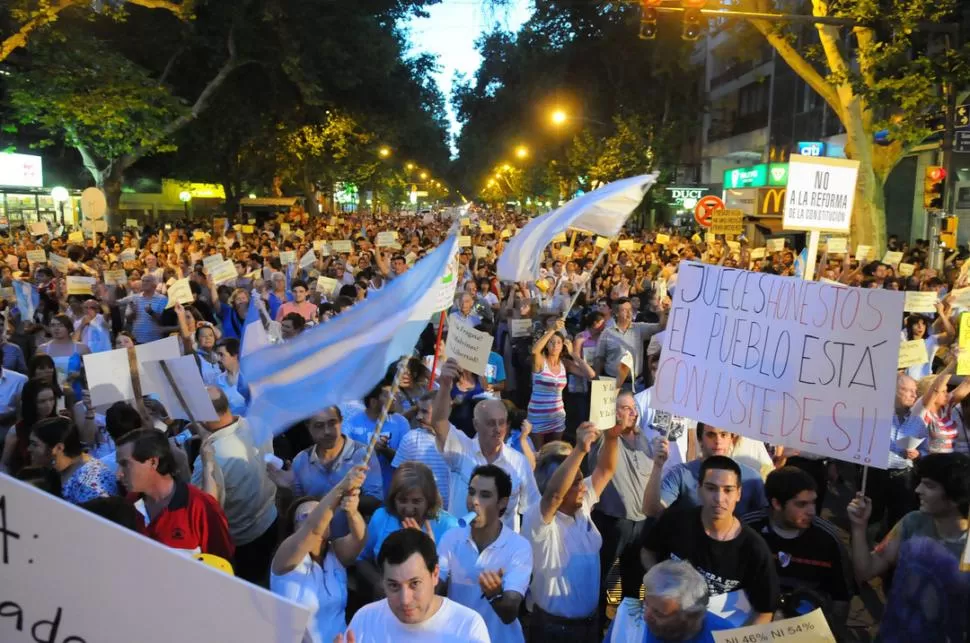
[191,387,278,586]
[431,358,540,529]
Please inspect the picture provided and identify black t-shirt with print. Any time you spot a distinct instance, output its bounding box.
[642,506,780,613]
[742,509,855,602]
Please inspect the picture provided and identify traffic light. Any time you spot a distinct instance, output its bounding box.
[941,216,959,249]
[682,0,705,41]
[639,0,662,40]
[924,165,946,210]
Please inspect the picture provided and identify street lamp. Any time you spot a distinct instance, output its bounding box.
[51,186,69,227]
[420,172,428,180]
[406,163,415,171]
[515,145,529,159]
[179,190,192,218]
[378,146,391,158]
[551,109,568,126]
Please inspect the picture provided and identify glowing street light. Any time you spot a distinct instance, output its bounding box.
[179,190,192,218]
[551,109,568,126]
[515,145,529,159]
[378,146,391,158]
[406,162,415,171]
[420,172,428,180]
[501,163,512,172]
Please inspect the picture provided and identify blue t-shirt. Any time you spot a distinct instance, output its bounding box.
[342,412,409,494]
[661,458,767,516]
[643,612,735,642]
[358,507,459,562]
[486,351,506,385]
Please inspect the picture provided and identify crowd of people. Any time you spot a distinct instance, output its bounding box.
[1,204,969,642]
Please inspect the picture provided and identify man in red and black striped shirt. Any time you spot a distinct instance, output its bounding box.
[116,429,234,561]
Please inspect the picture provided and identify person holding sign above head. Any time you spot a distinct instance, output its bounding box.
[902,305,954,381]
[916,350,970,455]
[523,421,621,641]
[640,456,780,626]
[338,528,490,643]
[271,466,368,643]
[437,464,533,643]
[431,358,539,530]
[594,297,666,392]
[115,429,234,561]
[528,318,595,449]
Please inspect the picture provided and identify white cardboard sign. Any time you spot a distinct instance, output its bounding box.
[444,319,492,376]
[590,378,617,430]
[140,355,219,422]
[83,336,182,407]
[0,475,310,643]
[783,154,860,232]
[655,262,902,468]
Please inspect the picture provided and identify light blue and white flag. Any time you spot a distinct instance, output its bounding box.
[497,173,658,282]
[241,295,270,358]
[242,231,459,441]
[793,247,809,279]
[13,280,39,323]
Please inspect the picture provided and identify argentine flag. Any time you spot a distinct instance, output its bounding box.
[497,173,657,282]
[13,280,39,323]
[242,231,459,442]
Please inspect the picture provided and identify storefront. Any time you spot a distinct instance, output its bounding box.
[0,153,81,229]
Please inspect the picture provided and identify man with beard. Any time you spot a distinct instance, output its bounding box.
[431,358,539,529]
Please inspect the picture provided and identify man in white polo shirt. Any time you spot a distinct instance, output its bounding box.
[438,464,533,643]
[339,528,489,643]
[431,358,539,529]
[523,420,621,640]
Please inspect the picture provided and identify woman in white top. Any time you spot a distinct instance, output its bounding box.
[903,308,955,380]
[270,467,367,643]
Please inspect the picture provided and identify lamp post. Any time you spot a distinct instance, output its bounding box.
[179,190,192,219]
[549,108,607,128]
[515,145,529,160]
[51,186,69,227]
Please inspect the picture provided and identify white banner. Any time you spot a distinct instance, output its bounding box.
[444,319,492,376]
[590,378,617,430]
[0,476,310,643]
[783,154,859,232]
[655,262,902,468]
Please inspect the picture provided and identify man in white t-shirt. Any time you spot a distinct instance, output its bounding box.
[339,529,490,643]
[523,421,621,640]
[438,464,533,643]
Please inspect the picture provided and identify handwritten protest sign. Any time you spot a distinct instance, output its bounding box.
[299,249,316,269]
[165,278,195,309]
[882,251,903,267]
[460,217,471,227]
[25,250,46,264]
[49,254,70,274]
[825,237,847,254]
[103,269,127,286]
[202,253,224,269]
[952,287,970,310]
[126,218,139,227]
[750,248,767,260]
[119,248,137,262]
[766,238,785,252]
[316,276,339,297]
[473,246,489,259]
[897,262,915,277]
[711,209,744,236]
[241,224,254,234]
[595,236,610,249]
[28,221,50,237]
[444,319,492,376]
[897,339,929,369]
[783,155,859,232]
[855,245,871,262]
[68,231,84,244]
[618,239,635,252]
[655,262,902,468]
[501,228,512,239]
[713,608,835,643]
[0,476,311,643]
[959,313,970,376]
[66,276,95,296]
[903,291,938,313]
[209,260,238,286]
[458,235,472,248]
[280,222,291,235]
[83,336,182,408]
[376,231,398,247]
[509,318,532,338]
[655,233,671,245]
[480,223,494,234]
[279,251,296,265]
[552,231,568,244]
[331,240,353,254]
[590,378,617,429]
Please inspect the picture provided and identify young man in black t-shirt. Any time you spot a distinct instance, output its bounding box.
[640,455,779,625]
[742,467,854,630]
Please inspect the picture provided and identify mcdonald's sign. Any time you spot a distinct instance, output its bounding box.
[758,187,786,215]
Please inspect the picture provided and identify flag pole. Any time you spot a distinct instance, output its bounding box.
[560,235,614,320]
[428,310,447,390]
[363,356,409,465]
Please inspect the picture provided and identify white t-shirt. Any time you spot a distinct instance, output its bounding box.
[522,476,602,618]
[730,437,774,478]
[438,525,533,643]
[270,551,347,643]
[346,597,490,643]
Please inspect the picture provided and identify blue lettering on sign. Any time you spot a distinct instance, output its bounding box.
[797,142,825,157]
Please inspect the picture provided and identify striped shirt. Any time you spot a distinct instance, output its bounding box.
[131,293,169,344]
[391,427,453,512]
[527,358,567,435]
[923,402,963,454]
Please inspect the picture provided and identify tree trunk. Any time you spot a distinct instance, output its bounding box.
[100,169,124,230]
[850,163,887,254]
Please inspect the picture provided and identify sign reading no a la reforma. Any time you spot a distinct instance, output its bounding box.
[783,154,860,233]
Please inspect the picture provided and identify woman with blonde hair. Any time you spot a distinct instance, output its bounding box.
[355,461,458,599]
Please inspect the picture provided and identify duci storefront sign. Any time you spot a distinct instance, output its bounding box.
[666,186,709,210]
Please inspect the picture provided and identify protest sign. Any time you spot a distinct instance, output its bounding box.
[473,246,489,259]
[279,251,296,265]
[480,223,494,234]
[66,276,95,296]
[25,250,46,264]
[509,318,532,338]
[102,269,128,286]
[331,240,353,254]
[897,262,915,277]
[713,608,835,643]
[855,245,871,262]
[589,378,617,429]
[316,276,339,297]
[165,278,195,309]
[951,286,970,309]
[192,230,206,241]
[141,355,219,422]
[750,248,767,260]
[783,154,859,232]
[209,260,238,286]
[458,235,472,248]
[126,218,139,227]
[280,222,290,235]
[711,209,744,236]
[552,231,567,244]
[68,231,84,244]
[655,262,902,468]
[48,254,70,274]
[897,339,929,369]
[460,217,471,227]
[241,224,254,234]
[655,233,671,245]
[28,221,50,237]
[618,239,635,252]
[429,258,459,314]
[691,233,703,244]
[766,238,785,252]
[202,253,224,269]
[595,236,611,249]
[501,228,512,239]
[444,319,492,376]
[118,248,137,262]
[376,231,398,246]
[0,476,311,643]
[726,240,741,253]
[825,237,847,254]
[959,313,970,376]
[882,251,903,266]
[903,291,938,313]
[299,249,316,269]
[84,336,182,407]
